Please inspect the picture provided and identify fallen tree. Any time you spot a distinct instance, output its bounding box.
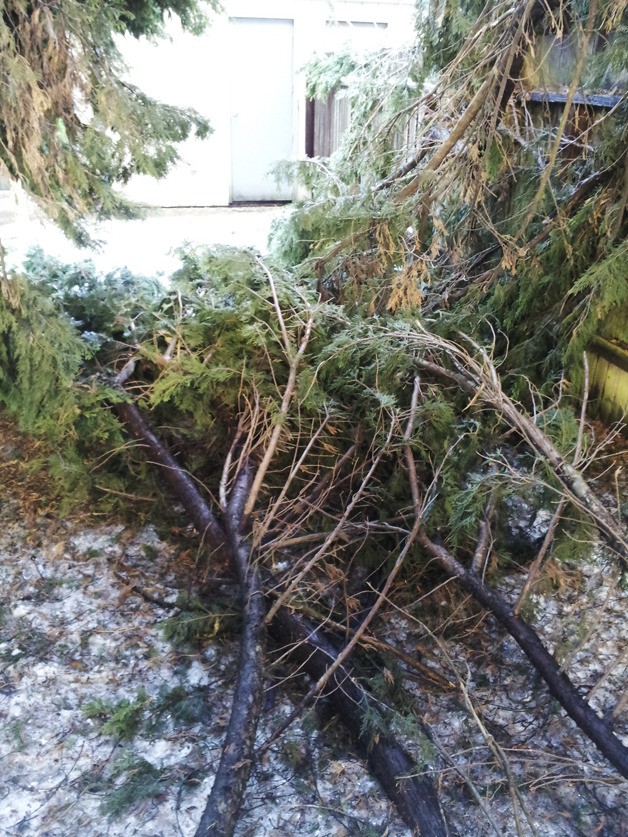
[415,526,628,779]
[114,366,628,788]
[1,236,627,833]
[1,1,627,833]
[113,394,450,837]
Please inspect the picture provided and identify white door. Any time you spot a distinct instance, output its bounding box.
[229,18,295,202]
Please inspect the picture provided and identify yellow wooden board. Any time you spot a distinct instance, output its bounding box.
[587,351,628,428]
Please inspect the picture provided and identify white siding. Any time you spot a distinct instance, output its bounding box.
[229,18,295,201]
[120,0,415,206]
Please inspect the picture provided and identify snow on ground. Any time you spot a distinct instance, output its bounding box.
[0,517,408,837]
[0,437,409,837]
[0,198,286,277]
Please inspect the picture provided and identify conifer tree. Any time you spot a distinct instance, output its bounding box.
[0,0,218,242]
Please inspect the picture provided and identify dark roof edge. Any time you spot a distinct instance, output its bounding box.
[522,91,624,108]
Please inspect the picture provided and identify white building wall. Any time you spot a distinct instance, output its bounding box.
[121,0,415,207]
[120,15,233,207]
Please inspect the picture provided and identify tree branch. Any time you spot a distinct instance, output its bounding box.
[195,464,267,837]
[415,529,628,780]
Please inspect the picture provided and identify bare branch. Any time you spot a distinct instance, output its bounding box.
[415,528,628,779]
[402,330,628,565]
[243,315,315,519]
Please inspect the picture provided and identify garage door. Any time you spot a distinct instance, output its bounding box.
[229,18,295,202]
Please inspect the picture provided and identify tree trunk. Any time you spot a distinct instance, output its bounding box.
[270,606,450,836]
[115,401,226,556]
[417,530,628,780]
[114,399,449,836]
[195,466,267,837]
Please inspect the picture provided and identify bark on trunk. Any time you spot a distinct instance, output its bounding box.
[194,551,265,837]
[417,531,628,780]
[270,606,450,836]
[116,402,265,837]
[115,401,226,556]
[195,466,267,837]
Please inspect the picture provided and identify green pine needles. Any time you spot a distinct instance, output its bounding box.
[1,238,602,582]
[0,266,85,436]
[0,0,217,242]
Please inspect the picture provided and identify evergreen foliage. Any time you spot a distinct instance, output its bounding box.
[101,753,168,817]
[0,0,217,242]
[273,0,627,402]
[0,1,622,586]
[83,688,150,740]
[118,0,210,38]
[2,240,597,589]
[160,595,239,646]
[0,263,85,435]
[418,0,488,71]
[1,2,626,830]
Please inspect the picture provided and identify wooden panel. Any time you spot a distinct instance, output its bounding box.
[313,89,425,159]
[313,91,351,157]
[586,350,628,429]
[524,91,622,108]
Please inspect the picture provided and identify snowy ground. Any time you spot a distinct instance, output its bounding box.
[1,416,626,836]
[0,193,286,277]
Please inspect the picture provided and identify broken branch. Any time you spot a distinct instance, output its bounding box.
[415,529,628,780]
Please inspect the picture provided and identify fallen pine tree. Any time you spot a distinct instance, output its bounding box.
[113,365,450,836]
[1,237,627,833]
[114,380,628,813]
[1,1,627,832]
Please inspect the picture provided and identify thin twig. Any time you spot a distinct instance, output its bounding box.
[114,572,177,610]
[256,257,291,356]
[514,499,567,616]
[254,413,330,543]
[265,421,395,624]
[243,315,314,518]
[471,490,498,576]
[460,675,539,837]
[260,516,422,749]
[574,351,590,467]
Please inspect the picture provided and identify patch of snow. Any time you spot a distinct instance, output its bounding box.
[0,503,410,836]
[0,205,287,278]
[186,660,210,687]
